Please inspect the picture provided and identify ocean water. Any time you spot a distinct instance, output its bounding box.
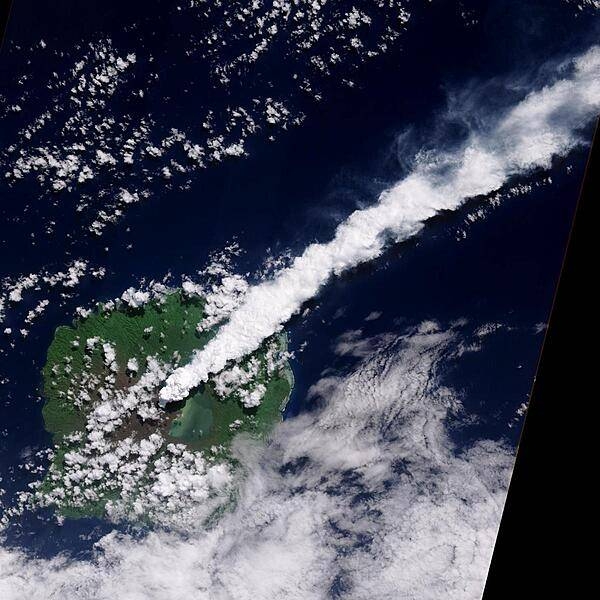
[0,0,596,558]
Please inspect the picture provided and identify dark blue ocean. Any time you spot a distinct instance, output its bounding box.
[0,0,596,557]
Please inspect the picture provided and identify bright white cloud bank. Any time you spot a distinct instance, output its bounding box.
[160,45,600,404]
[1,322,512,599]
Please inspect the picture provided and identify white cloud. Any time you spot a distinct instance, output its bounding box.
[120,287,151,308]
[365,311,382,321]
[160,45,600,404]
[333,329,395,358]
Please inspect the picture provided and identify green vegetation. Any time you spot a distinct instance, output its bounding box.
[40,291,293,520]
[169,354,292,450]
[42,292,213,440]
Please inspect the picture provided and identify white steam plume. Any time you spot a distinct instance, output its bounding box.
[160,46,600,404]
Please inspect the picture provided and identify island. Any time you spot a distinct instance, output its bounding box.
[38,290,293,523]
